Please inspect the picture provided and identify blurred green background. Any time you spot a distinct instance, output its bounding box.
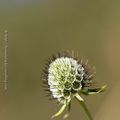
[0,0,120,120]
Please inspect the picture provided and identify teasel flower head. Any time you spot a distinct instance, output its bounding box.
[42,51,107,120]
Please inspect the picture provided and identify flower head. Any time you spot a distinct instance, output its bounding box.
[42,51,106,120]
[48,57,84,101]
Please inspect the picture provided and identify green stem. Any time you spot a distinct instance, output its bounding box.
[75,93,93,120]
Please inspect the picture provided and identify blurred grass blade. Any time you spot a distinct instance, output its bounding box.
[52,104,67,119]
[75,93,93,120]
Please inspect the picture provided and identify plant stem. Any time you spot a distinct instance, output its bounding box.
[75,93,93,120]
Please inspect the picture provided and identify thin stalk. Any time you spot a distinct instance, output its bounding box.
[75,93,93,120]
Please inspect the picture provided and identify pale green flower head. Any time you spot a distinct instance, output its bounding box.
[48,57,84,103]
[42,51,107,120]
